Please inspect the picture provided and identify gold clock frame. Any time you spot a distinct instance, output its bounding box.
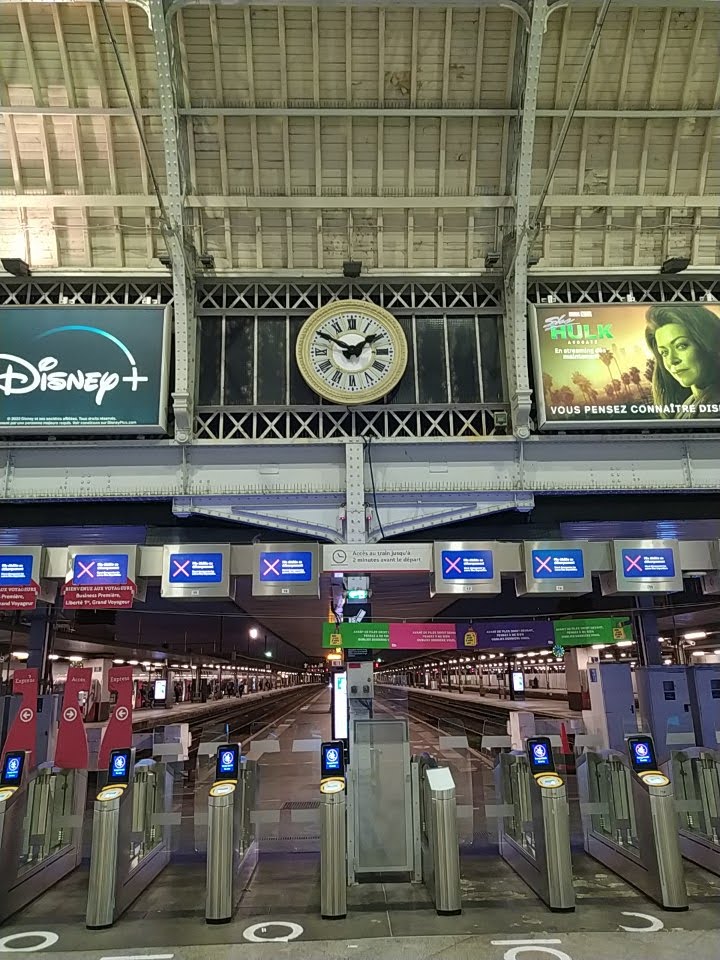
[295,299,408,405]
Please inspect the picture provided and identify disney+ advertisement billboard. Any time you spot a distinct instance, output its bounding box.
[0,306,171,433]
[530,302,720,429]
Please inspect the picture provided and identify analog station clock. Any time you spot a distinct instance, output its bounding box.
[295,300,408,404]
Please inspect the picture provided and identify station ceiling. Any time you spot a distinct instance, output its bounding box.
[1,0,718,276]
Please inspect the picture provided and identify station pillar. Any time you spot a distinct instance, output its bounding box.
[564,647,590,712]
[634,596,662,666]
[26,608,52,688]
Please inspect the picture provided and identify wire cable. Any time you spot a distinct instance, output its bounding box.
[364,437,386,541]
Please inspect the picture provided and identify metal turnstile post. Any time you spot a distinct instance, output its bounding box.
[423,767,461,915]
[320,789,347,919]
[206,786,236,922]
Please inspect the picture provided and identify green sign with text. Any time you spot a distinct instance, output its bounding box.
[322,622,390,649]
[553,617,630,647]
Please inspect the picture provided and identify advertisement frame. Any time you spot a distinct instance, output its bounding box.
[529,301,720,431]
[0,304,172,435]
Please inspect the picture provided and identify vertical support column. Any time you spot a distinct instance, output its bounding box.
[564,647,590,712]
[147,0,196,443]
[344,441,367,543]
[503,0,547,439]
[27,609,52,685]
[634,595,662,666]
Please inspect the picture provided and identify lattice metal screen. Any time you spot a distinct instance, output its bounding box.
[195,279,508,442]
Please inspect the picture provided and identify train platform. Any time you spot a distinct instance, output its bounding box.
[2,689,719,959]
[390,686,577,721]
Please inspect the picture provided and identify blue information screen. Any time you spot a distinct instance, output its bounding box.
[108,749,131,785]
[1,752,24,786]
[259,551,313,583]
[73,553,128,585]
[216,744,239,781]
[621,548,675,579]
[0,556,34,586]
[321,741,345,780]
[531,549,585,580]
[440,549,494,581]
[628,736,657,772]
[168,552,223,584]
[527,738,554,774]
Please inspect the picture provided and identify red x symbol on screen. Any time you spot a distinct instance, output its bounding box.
[444,556,462,575]
[76,560,95,580]
[625,554,643,573]
[172,559,190,578]
[262,558,281,577]
[534,555,553,574]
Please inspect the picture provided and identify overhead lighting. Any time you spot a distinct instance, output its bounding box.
[691,650,706,657]
[112,658,125,664]
[342,259,362,278]
[620,653,627,658]
[265,651,273,658]
[249,628,259,639]
[128,659,139,666]
[660,255,690,274]
[11,650,29,660]
[142,661,151,667]
[1,257,31,277]
[663,658,672,665]
[592,644,607,650]
[684,631,706,640]
[48,654,60,661]
[68,655,83,662]
[615,640,633,648]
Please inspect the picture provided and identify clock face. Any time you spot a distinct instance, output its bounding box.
[296,300,408,404]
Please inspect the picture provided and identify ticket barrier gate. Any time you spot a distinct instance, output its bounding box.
[416,756,462,915]
[669,747,720,876]
[205,743,258,923]
[0,751,87,924]
[493,737,574,912]
[577,734,687,910]
[86,748,173,928]
[320,741,347,920]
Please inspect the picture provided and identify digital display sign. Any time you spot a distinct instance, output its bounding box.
[628,736,657,773]
[0,305,171,434]
[621,548,675,578]
[527,737,554,774]
[153,679,167,701]
[0,556,33,586]
[531,549,585,580]
[258,551,313,583]
[440,549,494,580]
[108,748,131,785]
[321,740,345,780]
[72,553,129,585]
[0,751,25,786]
[215,744,240,782]
[168,552,223,584]
[531,302,720,431]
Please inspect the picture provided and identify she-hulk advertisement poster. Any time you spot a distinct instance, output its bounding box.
[530,302,720,429]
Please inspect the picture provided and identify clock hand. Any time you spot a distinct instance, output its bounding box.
[318,331,351,350]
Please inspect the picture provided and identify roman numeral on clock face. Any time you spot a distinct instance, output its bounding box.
[347,317,357,330]
[318,359,332,373]
[372,359,387,372]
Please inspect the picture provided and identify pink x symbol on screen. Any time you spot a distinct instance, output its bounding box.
[444,556,462,575]
[534,555,553,574]
[262,558,281,577]
[76,560,95,580]
[625,554,643,573]
[172,559,190,578]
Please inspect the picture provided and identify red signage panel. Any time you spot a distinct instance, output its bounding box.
[54,666,92,769]
[98,666,134,769]
[1,668,39,765]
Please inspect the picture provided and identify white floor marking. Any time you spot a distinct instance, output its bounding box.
[619,911,664,933]
[242,921,303,943]
[0,933,59,953]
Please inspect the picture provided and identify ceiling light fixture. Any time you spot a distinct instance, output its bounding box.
[684,631,707,640]
[1,257,31,277]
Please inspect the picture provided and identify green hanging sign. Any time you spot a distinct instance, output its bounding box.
[553,617,631,648]
[322,621,390,649]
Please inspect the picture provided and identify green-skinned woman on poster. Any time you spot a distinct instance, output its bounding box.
[645,304,720,419]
